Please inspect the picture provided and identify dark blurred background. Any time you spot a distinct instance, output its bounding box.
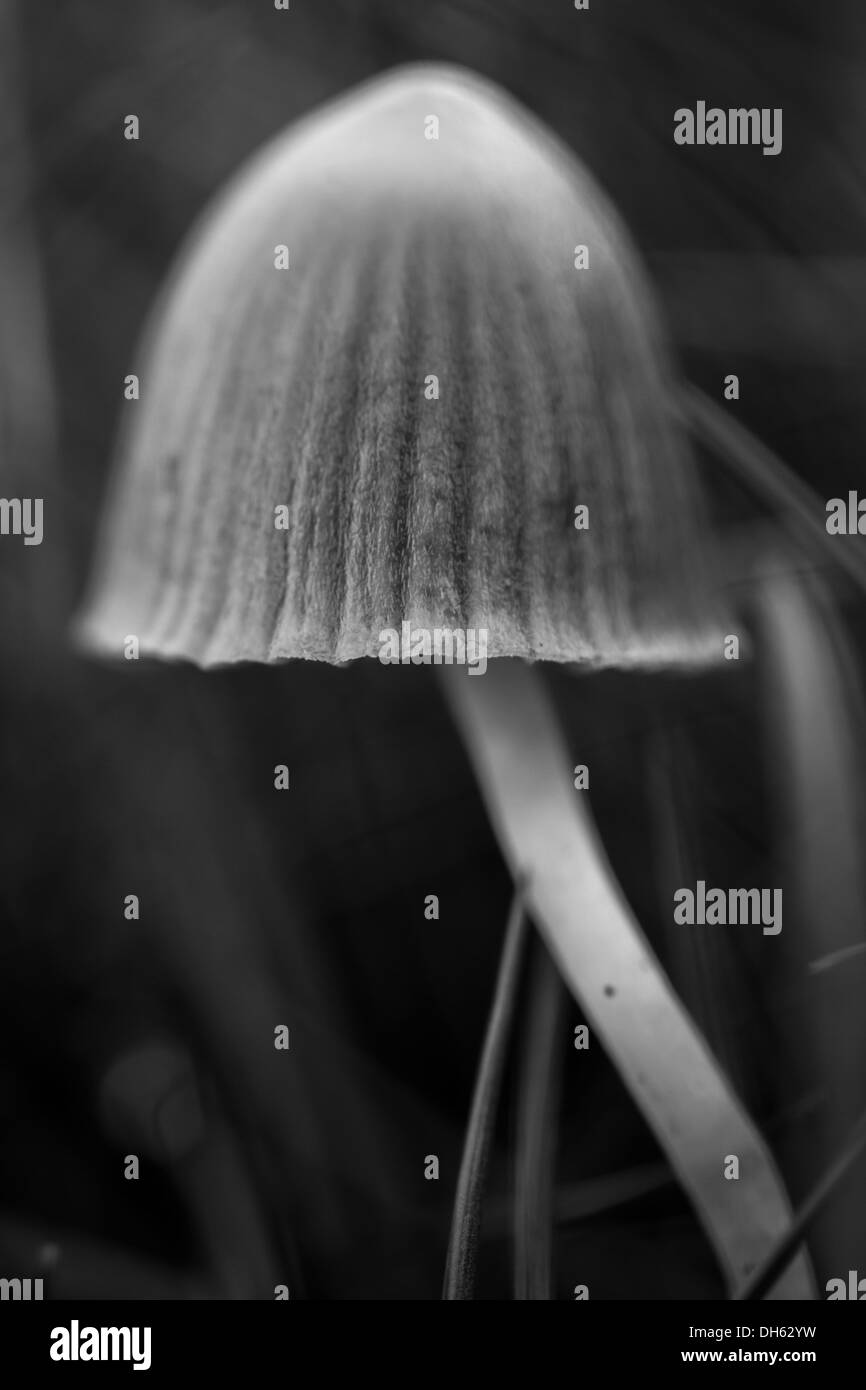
[1,0,865,1299]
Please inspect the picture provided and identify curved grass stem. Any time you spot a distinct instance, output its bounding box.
[443,882,529,1300]
[514,936,566,1299]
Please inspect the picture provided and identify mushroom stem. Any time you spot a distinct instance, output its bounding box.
[442,882,528,1301]
[439,658,815,1298]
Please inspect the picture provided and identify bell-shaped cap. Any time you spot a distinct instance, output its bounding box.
[76,64,729,669]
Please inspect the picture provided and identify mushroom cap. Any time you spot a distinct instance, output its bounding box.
[76,64,729,669]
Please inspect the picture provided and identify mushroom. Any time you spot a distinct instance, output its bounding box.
[74,64,813,1299]
[75,64,722,669]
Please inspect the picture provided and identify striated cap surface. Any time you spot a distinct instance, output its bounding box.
[76,64,729,669]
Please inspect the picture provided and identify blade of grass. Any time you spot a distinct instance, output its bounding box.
[513,935,566,1299]
[752,546,866,1274]
[733,1108,866,1301]
[487,1092,823,1234]
[442,883,529,1300]
[679,384,866,599]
